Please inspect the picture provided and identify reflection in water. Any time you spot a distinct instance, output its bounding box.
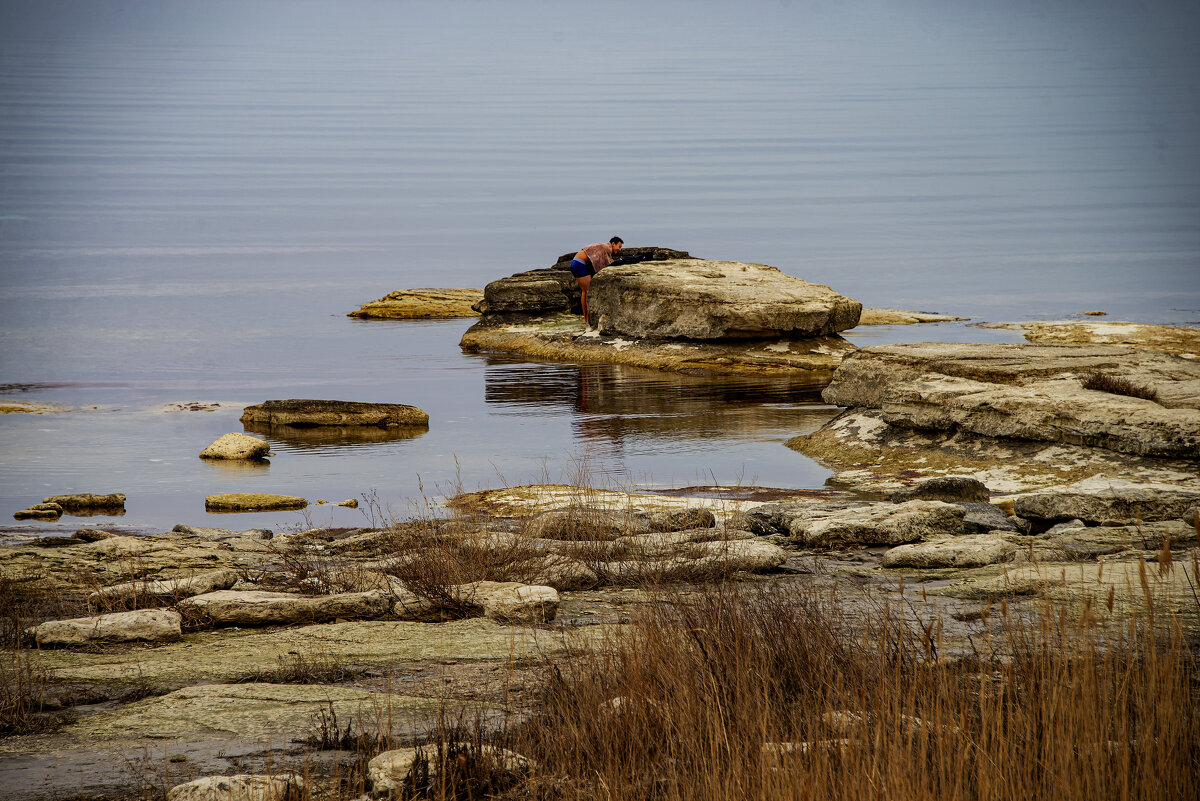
[242,421,427,452]
[484,361,840,459]
[199,457,271,476]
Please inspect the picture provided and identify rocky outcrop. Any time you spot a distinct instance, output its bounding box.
[819,343,1200,458]
[43,492,126,512]
[348,287,483,319]
[474,247,691,316]
[240,399,429,428]
[32,609,183,647]
[588,261,862,339]
[204,493,307,512]
[977,320,1200,359]
[1011,477,1200,524]
[788,408,1200,494]
[177,589,391,626]
[14,502,62,520]
[199,432,271,460]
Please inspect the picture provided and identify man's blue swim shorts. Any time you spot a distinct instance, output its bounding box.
[569,258,593,278]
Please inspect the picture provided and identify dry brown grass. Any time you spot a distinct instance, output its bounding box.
[503,584,1199,801]
[1082,371,1161,402]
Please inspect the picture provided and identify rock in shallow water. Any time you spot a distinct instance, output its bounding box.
[240,399,429,428]
[348,287,483,319]
[199,432,271,460]
[588,260,862,339]
[204,493,307,512]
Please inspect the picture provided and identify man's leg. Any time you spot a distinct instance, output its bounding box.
[576,274,592,324]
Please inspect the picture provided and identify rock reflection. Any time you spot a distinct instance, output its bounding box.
[199,458,271,475]
[241,421,427,452]
[484,361,839,448]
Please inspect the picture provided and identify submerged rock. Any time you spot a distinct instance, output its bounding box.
[588,260,862,339]
[240,399,429,428]
[199,432,271,460]
[204,493,307,512]
[348,287,483,319]
[33,609,182,647]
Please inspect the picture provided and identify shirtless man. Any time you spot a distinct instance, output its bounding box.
[569,236,623,324]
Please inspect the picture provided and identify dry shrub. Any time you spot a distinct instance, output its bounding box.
[0,573,76,735]
[509,584,1199,801]
[238,652,357,685]
[1082,371,1160,402]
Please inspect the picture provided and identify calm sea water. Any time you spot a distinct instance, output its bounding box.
[1,0,1198,533]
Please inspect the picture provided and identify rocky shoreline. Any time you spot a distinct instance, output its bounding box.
[3,252,1199,799]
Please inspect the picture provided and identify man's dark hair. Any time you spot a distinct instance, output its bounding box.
[609,236,624,245]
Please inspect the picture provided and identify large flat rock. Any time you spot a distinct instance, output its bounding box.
[978,320,1200,359]
[240,399,429,428]
[821,343,1200,458]
[460,312,855,377]
[588,260,862,339]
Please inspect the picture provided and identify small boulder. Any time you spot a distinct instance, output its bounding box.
[199,433,271,460]
[525,507,648,540]
[368,745,532,792]
[240,399,428,428]
[167,774,301,801]
[466,581,559,624]
[204,493,307,512]
[33,609,182,647]
[957,502,1022,534]
[73,528,116,541]
[890,476,990,504]
[648,507,716,532]
[789,500,966,547]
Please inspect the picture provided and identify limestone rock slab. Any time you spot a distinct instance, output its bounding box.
[348,287,483,319]
[589,260,862,339]
[788,500,966,547]
[43,492,126,512]
[821,343,1200,458]
[1012,478,1200,523]
[240,399,429,428]
[204,493,307,512]
[881,534,1022,569]
[33,609,182,647]
[89,569,240,603]
[178,589,391,626]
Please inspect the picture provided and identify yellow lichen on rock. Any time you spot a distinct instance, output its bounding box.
[204,493,307,512]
